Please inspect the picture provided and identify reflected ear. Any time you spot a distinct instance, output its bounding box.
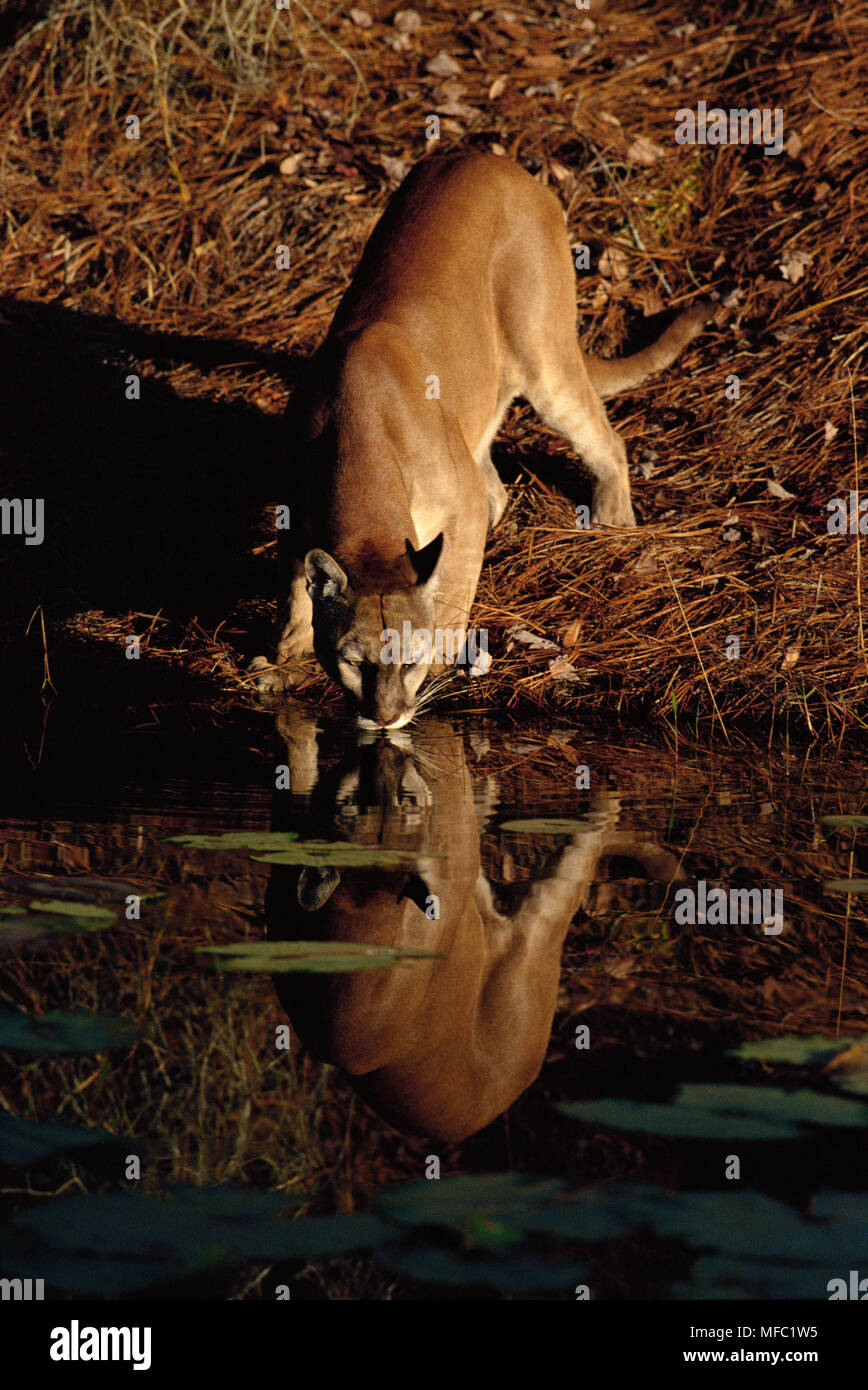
[305,549,348,602]
[297,867,341,911]
[406,533,444,588]
[397,872,432,913]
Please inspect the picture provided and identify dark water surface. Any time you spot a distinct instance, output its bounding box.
[1,692,866,1299]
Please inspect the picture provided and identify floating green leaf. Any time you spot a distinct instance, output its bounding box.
[197,941,444,973]
[820,815,868,829]
[2,873,162,903]
[730,1035,860,1067]
[823,878,868,894]
[0,909,49,944]
[28,899,117,925]
[168,832,299,851]
[0,907,116,945]
[253,843,436,867]
[0,1114,129,1167]
[9,1189,389,1294]
[670,1257,820,1301]
[377,1173,566,1228]
[560,1084,868,1140]
[0,1009,139,1055]
[376,1242,589,1292]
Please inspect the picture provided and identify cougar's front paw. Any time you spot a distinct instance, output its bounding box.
[247,655,297,698]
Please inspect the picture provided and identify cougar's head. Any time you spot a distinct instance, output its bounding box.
[305,535,444,730]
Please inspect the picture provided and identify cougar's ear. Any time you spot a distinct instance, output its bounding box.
[397,872,432,913]
[305,549,348,602]
[297,867,341,911]
[406,532,444,588]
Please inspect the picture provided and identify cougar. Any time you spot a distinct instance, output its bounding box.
[251,152,712,728]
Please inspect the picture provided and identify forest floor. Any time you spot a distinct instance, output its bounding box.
[1,0,867,740]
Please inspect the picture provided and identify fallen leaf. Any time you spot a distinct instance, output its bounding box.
[598,246,629,282]
[777,248,813,284]
[469,648,492,678]
[488,75,507,99]
[348,7,373,26]
[381,155,409,182]
[627,135,665,165]
[279,153,304,176]
[524,80,562,99]
[548,656,581,681]
[784,130,803,158]
[426,51,462,77]
[393,8,421,31]
[506,626,559,653]
[767,478,796,500]
[606,958,637,978]
[639,287,664,316]
[436,99,479,120]
[824,420,838,443]
[561,619,582,647]
[781,645,800,670]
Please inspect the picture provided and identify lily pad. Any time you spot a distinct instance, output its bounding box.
[377,1173,566,1228]
[0,910,50,944]
[3,873,162,903]
[376,1242,589,1292]
[670,1256,823,1301]
[0,1008,139,1055]
[197,941,444,973]
[730,1035,860,1067]
[168,832,299,851]
[0,903,118,944]
[559,1084,868,1141]
[9,1189,390,1294]
[0,1114,129,1167]
[28,899,117,925]
[253,843,436,867]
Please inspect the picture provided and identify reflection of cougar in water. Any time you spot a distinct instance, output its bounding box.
[267,712,681,1142]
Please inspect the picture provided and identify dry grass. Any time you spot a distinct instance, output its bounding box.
[1,0,866,738]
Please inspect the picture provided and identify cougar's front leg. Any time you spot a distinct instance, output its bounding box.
[273,554,315,666]
[249,553,316,694]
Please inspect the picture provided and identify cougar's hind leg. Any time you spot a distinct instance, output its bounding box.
[525,349,636,528]
[476,447,509,531]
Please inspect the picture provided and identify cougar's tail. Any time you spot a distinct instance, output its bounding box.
[584,301,714,399]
